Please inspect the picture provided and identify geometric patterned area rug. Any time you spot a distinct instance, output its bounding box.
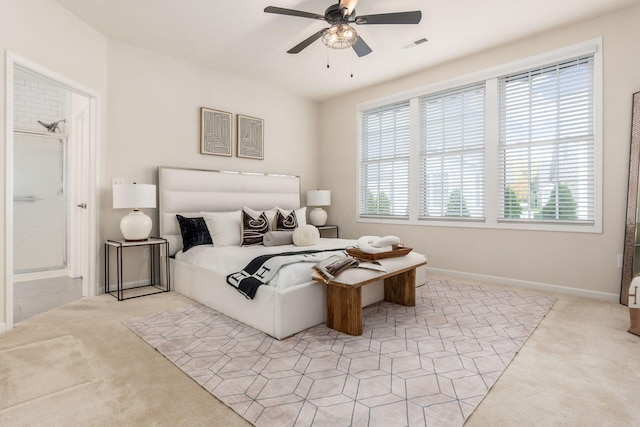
[124,279,555,426]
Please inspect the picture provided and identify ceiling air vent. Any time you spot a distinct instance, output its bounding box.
[401,37,428,50]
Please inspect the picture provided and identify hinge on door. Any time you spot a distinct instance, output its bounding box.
[77,203,87,209]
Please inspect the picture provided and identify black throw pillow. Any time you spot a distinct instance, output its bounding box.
[176,215,212,252]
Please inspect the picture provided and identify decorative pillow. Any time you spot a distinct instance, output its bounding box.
[244,206,278,230]
[263,231,294,247]
[241,210,270,246]
[176,215,212,252]
[275,206,307,227]
[292,224,320,247]
[201,211,242,246]
[275,210,298,231]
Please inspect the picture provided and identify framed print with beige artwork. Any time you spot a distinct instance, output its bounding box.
[201,107,232,156]
[237,114,264,160]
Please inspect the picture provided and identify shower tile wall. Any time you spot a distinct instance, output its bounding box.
[14,77,70,132]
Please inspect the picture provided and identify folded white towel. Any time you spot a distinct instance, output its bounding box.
[357,235,400,254]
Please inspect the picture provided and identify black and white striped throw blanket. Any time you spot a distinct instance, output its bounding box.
[226,248,346,299]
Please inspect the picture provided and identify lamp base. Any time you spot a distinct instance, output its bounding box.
[120,210,152,241]
[309,207,328,226]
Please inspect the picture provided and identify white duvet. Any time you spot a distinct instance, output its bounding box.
[175,238,357,290]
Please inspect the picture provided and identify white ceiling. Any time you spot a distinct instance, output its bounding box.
[55,0,637,102]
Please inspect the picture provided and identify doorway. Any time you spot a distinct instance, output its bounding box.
[4,53,100,331]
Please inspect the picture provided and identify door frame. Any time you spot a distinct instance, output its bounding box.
[3,51,101,332]
[69,98,91,279]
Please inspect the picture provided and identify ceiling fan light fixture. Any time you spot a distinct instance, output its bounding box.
[321,23,358,49]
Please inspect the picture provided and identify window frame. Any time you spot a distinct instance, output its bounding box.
[356,38,602,233]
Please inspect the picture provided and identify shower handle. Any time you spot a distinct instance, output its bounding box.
[77,203,87,209]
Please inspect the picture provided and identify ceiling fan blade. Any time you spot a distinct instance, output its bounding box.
[355,11,422,25]
[264,6,325,21]
[287,29,326,54]
[352,37,372,57]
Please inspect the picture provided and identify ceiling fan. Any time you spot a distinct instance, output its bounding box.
[264,0,422,57]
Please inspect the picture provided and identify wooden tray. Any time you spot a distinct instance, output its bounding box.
[346,246,412,260]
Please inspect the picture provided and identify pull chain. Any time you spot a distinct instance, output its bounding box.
[324,49,356,78]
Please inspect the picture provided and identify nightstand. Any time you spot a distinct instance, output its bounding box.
[316,224,339,238]
[105,238,170,301]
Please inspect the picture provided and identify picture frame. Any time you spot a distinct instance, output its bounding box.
[237,114,264,160]
[201,107,232,156]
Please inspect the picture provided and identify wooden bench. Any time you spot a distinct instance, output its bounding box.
[315,254,427,336]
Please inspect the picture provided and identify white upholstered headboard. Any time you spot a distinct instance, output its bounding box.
[159,166,301,255]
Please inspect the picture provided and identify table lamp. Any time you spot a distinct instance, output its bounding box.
[306,190,331,226]
[113,183,156,241]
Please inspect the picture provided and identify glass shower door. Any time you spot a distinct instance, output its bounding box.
[13,132,67,273]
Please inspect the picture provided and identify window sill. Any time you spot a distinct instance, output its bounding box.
[356,217,602,234]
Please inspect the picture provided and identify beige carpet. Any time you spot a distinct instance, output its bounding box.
[0,275,638,426]
[0,335,96,410]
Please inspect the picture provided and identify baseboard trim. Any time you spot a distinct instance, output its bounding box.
[0,322,6,335]
[426,267,619,302]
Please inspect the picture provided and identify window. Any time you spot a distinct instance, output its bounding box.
[419,83,485,219]
[358,40,601,232]
[498,56,594,223]
[360,101,410,218]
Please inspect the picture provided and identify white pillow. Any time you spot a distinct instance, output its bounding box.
[201,211,242,246]
[275,206,307,227]
[293,224,319,246]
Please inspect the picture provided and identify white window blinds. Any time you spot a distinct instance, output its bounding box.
[360,101,410,218]
[418,83,485,219]
[498,56,594,223]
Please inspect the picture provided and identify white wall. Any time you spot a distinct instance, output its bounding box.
[0,0,109,330]
[319,4,640,298]
[104,40,321,242]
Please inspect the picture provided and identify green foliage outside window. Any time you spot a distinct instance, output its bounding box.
[503,185,522,219]
[445,189,470,217]
[365,190,391,215]
[539,184,577,220]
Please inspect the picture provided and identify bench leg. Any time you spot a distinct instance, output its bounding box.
[326,284,362,335]
[384,268,416,306]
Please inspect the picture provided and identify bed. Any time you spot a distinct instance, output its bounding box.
[159,166,427,339]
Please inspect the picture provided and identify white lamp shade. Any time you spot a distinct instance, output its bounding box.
[306,190,331,207]
[113,184,156,209]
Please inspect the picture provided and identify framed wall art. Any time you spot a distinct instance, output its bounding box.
[237,114,264,160]
[201,107,232,156]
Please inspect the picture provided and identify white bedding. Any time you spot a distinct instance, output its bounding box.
[175,238,357,291]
